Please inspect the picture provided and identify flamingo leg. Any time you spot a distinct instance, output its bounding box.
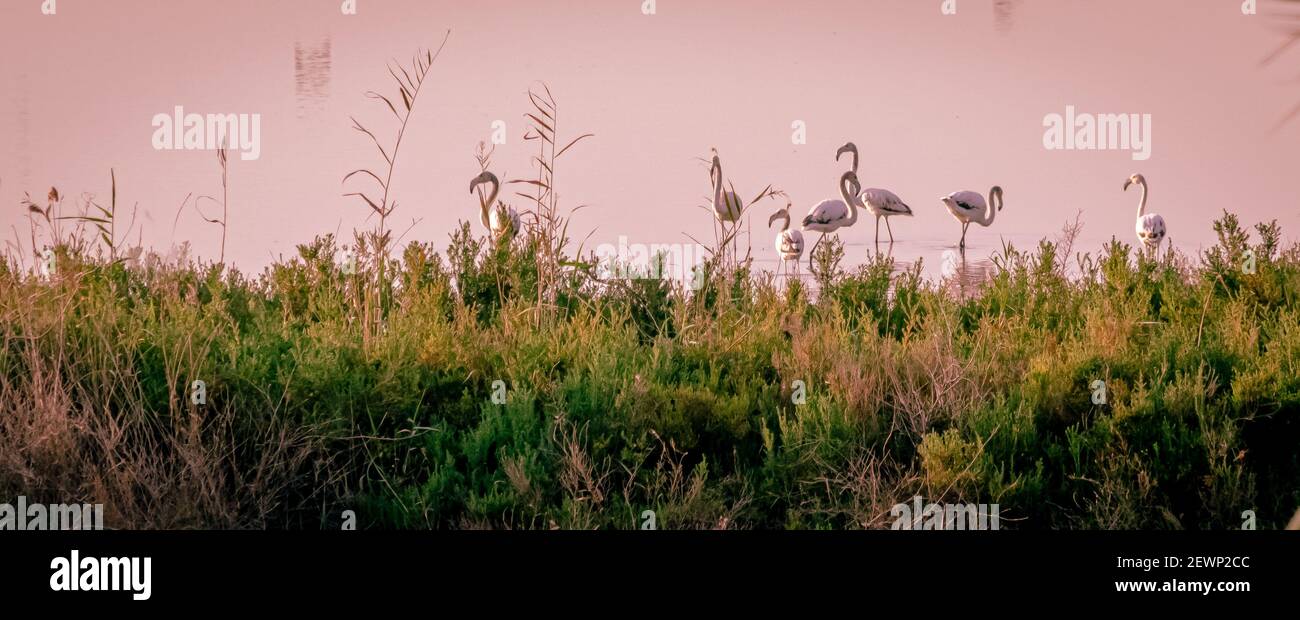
[722,220,733,266]
[808,234,823,271]
[732,221,740,266]
[730,221,737,266]
[725,221,734,266]
[722,221,730,266]
[885,217,895,243]
[734,216,743,265]
[960,222,968,249]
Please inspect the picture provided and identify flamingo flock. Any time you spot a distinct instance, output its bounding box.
[469,145,1167,274]
[782,140,995,269]
[763,143,1164,270]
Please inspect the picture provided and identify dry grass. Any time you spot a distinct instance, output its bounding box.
[0,272,322,528]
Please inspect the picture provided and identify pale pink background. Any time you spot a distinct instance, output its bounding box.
[2,0,1298,276]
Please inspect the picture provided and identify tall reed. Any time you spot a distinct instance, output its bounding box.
[342,33,451,346]
[513,84,594,324]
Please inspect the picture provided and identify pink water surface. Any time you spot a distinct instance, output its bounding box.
[1,0,1297,276]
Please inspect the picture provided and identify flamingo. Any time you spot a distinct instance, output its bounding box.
[709,149,746,262]
[469,171,520,242]
[941,186,1004,249]
[768,198,805,278]
[791,145,852,268]
[1124,173,1165,253]
[801,171,861,269]
[837,142,912,244]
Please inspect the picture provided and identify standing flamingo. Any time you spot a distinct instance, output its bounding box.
[836,142,912,245]
[768,198,805,278]
[1124,173,1165,253]
[709,149,746,263]
[469,171,520,242]
[941,186,1004,249]
[801,171,861,269]
[791,143,853,268]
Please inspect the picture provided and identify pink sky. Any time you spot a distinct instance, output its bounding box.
[2,0,1298,275]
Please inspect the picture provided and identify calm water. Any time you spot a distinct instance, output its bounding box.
[1,1,1297,282]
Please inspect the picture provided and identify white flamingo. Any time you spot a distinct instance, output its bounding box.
[837,142,912,244]
[768,198,805,278]
[941,186,1004,249]
[709,149,746,262]
[801,170,861,269]
[469,171,520,242]
[1124,173,1166,253]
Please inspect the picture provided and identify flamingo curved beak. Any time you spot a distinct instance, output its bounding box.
[1122,179,1133,191]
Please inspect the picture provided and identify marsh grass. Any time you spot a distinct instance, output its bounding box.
[2,205,1297,529]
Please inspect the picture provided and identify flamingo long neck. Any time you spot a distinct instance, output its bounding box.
[984,188,998,227]
[839,173,859,227]
[479,178,500,229]
[849,148,859,175]
[1136,180,1148,219]
[713,161,724,208]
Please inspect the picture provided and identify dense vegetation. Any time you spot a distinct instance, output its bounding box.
[1,209,1296,530]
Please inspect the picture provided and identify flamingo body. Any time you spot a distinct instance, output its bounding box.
[941,186,1003,248]
[1137,213,1166,249]
[941,191,989,224]
[861,188,913,219]
[801,199,851,233]
[1125,174,1165,252]
[775,227,804,261]
[713,190,744,223]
